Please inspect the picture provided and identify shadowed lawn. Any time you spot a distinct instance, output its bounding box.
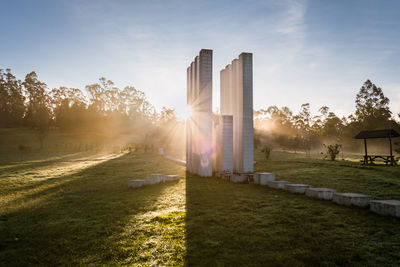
[254,150,400,199]
[1,148,400,265]
[186,150,400,265]
[185,174,400,266]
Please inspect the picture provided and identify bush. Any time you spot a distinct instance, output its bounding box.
[323,144,341,161]
[261,145,272,160]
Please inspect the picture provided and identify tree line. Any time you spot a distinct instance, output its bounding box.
[1,68,399,154]
[0,69,181,149]
[254,80,400,153]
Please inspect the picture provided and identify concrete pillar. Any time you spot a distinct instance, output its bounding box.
[214,115,233,173]
[198,49,213,177]
[240,53,254,173]
[186,67,191,173]
[186,49,213,177]
[219,53,254,173]
[221,115,233,172]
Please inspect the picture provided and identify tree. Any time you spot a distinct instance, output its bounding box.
[50,87,86,131]
[23,71,50,128]
[23,72,50,148]
[5,70,25,125]
[0,70,8,126]
[322,111,344,139]
[0,69,25,127]
[293,103,315,153]
[355,80,391,129]
[36,106,50,149]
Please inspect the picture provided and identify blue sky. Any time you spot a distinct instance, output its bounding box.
[1,0,400,118]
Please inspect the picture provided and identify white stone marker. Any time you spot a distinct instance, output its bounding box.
[305,188,337,200]
[128,180,145,188]
[267,180,291,189]
[370,200,400,217]
[145,174,165,185]
[164,175,180,182]
[230,174,247,183]
[284,184,311,194]
[257,173,275,185]
[332,193,372,207]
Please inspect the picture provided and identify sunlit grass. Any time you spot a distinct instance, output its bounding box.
[0,152,127,214]
[0,150,186,265]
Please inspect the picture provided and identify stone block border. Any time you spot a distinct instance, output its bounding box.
[267,180,289,189]
[370,200,400,217]
[284,184,311,194]
[305,188,337,200]
[128,174,180,189]
[332,193,372,207]
[217,171,399,219]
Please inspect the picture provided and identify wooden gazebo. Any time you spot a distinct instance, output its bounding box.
[355,129,400,166]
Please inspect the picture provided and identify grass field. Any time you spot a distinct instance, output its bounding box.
[1,130,400,266]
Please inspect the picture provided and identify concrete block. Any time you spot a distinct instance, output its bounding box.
[305,188,337,200]
[221,172,232,180]
[284,184,311,194]
[230,174,248,183]
[370,200,400,217]
[164,175,180,182]
[267,180,290,189]
[258,173,275,185]
[214,115,234,173]
[332,193,372,207]
[145,174,165,185]
[128,180,144,188]
[238,173,254,182]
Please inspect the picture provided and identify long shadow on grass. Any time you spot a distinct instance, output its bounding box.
[185,174,400,266]
[0,152,183,266]
[0,151,95,174]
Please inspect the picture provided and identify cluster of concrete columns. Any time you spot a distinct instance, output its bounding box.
[186,49,213,177]
[186,49,253,177]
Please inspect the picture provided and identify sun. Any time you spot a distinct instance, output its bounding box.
[182,105,193,120]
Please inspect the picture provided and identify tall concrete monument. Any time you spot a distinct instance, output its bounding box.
[186,50,253,177]
[220,53,254,173]
[186,49,213,177]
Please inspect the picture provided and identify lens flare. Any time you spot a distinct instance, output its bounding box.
[183,105,193,120]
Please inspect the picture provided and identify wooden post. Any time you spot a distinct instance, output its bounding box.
[364,138,368,164]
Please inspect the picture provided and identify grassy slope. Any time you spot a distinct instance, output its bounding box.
[0,151,186,266]
[255,150,400,199]
[1,130,400,266]
[186,151,400,266]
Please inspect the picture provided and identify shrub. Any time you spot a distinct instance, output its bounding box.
[261,145,272,160]
[323,144,341,161]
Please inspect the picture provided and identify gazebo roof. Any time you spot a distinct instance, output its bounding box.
[354,129,400,139]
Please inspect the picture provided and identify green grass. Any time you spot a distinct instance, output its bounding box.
[255,150,400,199]
[0,150,186,266]
[1,131,400,266]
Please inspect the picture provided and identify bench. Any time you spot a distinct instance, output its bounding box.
[361,155,397,166]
